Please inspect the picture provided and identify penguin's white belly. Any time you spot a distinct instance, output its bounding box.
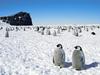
[53,49,65,66]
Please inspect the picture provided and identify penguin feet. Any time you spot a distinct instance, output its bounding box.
[75,69,81,71]
[59,64,64,69]
[60,66,63,69]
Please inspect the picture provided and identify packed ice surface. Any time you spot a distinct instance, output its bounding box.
[0,22,100,75]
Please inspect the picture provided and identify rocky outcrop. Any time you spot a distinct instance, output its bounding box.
[0,12,33,26]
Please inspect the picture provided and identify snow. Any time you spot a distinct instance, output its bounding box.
[0,21,100,75]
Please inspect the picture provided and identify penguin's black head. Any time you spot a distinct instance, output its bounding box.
[74,46,82,51]
[57,44,63,49]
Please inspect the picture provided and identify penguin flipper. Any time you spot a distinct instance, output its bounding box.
[53,57,55,64]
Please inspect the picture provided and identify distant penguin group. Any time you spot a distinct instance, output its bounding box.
[53,44,85,70]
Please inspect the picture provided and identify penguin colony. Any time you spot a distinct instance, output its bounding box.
[0,24,99,70]
[53,44,85,70]
[0,23,99,39]
[32,25,99,37]
[2,25,98,37]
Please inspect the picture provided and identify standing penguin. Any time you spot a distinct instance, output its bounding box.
[72,46,85,70]
[53,44,65,68]
[52,30,57,36]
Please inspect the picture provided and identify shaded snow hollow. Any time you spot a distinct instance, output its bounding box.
[0,25,100,75]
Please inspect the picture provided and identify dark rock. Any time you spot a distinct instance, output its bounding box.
[0,12,33,26]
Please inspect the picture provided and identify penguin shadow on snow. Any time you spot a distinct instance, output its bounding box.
[85,62,99,70]
[63,62,72,68]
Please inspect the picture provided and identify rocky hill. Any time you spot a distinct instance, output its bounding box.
[0,12,33,26]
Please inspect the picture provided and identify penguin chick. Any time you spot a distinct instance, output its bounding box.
[53,44,65,68]
[72,46,85,70]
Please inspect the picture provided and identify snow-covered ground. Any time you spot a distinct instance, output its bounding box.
[0,22,100,75]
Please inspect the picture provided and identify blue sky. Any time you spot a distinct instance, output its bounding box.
[0,0,100,24]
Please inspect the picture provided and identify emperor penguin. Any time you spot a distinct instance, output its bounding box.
[53,44,65,68]
[72,46,85,70]
[52,30,57,36]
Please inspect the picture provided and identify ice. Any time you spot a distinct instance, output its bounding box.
[0,21,100,75]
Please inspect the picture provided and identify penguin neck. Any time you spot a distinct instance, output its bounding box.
[57,47,62,49]
[75,49,81,51]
